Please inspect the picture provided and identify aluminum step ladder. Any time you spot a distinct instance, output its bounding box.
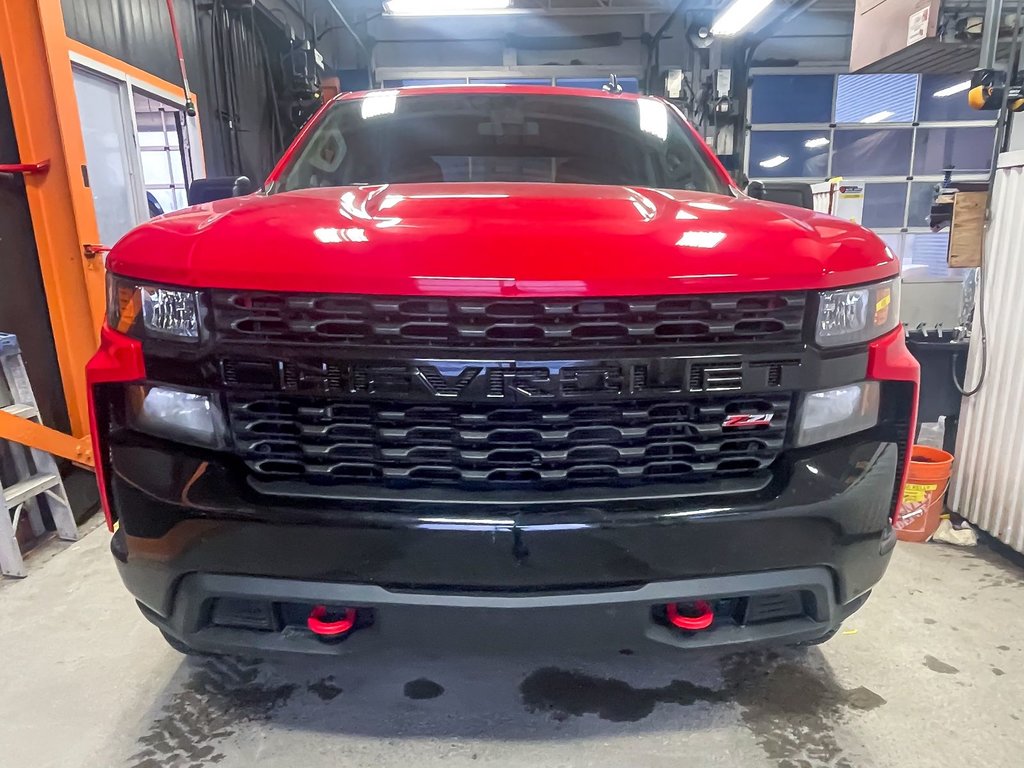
[1,333,78,577]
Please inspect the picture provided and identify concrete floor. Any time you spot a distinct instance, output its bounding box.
[1,523,1021,768]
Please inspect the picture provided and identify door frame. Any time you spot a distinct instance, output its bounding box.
[68,44,206,226]
[70,62,149,235]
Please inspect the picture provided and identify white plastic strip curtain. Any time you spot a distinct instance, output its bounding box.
[950,150,1024,553]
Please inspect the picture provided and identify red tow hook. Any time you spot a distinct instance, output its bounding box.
[307,605,357,638]
[666,600,715,631]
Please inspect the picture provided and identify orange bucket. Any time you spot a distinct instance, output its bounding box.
[894,445,954,542]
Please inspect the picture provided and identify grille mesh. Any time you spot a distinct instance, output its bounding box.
[211,291,807,349]
[227,393,791,489]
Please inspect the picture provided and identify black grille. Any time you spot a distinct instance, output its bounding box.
[211,291,808,349]
[227,393,791,489]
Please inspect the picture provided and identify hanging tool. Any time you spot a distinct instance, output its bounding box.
[164,0,196,116]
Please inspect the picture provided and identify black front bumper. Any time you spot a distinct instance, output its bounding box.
[109,435,899,654]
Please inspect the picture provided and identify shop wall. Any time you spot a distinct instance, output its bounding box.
[61,0,292,181]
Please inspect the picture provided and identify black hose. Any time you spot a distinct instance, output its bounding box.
[643,0,686,95]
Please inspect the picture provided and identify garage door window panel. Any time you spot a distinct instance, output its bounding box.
[750,74,834,124]
[919,75,981,122]
[832,129,913,177]
[861,183,909,229]
[912,127,996,175]
[748,130,830,178]
[834,74,917,124]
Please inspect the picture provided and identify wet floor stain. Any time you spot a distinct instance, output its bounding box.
[923,617,937,625]
[308,675,344,701]
[404,678,445,700]
[520,666,719,722]
[723,653,886,768]
[923,655,959,674]
[520,652,886,766]
[128,657,296,768]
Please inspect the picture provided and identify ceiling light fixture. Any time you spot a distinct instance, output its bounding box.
[710,0,775,37]
[804,137,830,148]
[933,80,971,98]
[860,110,894,123]
[759,155,789,169]
[383,0,513,16]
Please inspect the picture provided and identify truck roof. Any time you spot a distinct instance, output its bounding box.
[333,83,647,104]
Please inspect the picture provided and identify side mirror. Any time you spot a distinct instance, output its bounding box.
[749,181,814,210]
[187,176,256,205]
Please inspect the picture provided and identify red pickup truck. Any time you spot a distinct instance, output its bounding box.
[88,85,918,655]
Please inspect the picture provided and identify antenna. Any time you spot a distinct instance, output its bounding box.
[602,74,623,94]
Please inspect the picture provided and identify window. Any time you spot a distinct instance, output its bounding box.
[748,130,829,178]
[907,181,942,228]
[912,126,996,175]
[903,232,957,278]
[919,74,978,122]
[831,129,913,176]
[746,71,994,238]
[750,74,834,123]
[862,182,908,228]
[273,92,731,195]
[834,73,917,123]
[881,231,969,281]
[134,93,191,214]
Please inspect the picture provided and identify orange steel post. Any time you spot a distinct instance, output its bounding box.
[0,0,107,440]
[0,410,94,468]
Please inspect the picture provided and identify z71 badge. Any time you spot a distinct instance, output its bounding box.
[722,414,774,428]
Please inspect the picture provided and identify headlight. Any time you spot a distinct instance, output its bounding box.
[107,275,200,341]
[126,385,226,448]
[815,278,900,347]
[796,381,880,447]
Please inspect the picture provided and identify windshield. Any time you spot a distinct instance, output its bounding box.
[270,91,731,195]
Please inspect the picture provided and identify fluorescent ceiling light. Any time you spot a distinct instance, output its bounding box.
[933,80,971,98]
[384,0,512,15]
[860,110,894,124]
[759,155,788,169]
[711,0,774,37]
[804,137,830,148]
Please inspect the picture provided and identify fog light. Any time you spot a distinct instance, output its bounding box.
[796,381,880,447]
[127,386,226,448]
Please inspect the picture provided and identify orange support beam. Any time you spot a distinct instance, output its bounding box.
[0,0,107,439]
[0,410,93,467]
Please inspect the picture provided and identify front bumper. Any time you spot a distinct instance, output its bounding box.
[133,566,871,656]
[91,323,918,654]
[110,437,899,654]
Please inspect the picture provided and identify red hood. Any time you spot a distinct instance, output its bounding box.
[108,184,897,296]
